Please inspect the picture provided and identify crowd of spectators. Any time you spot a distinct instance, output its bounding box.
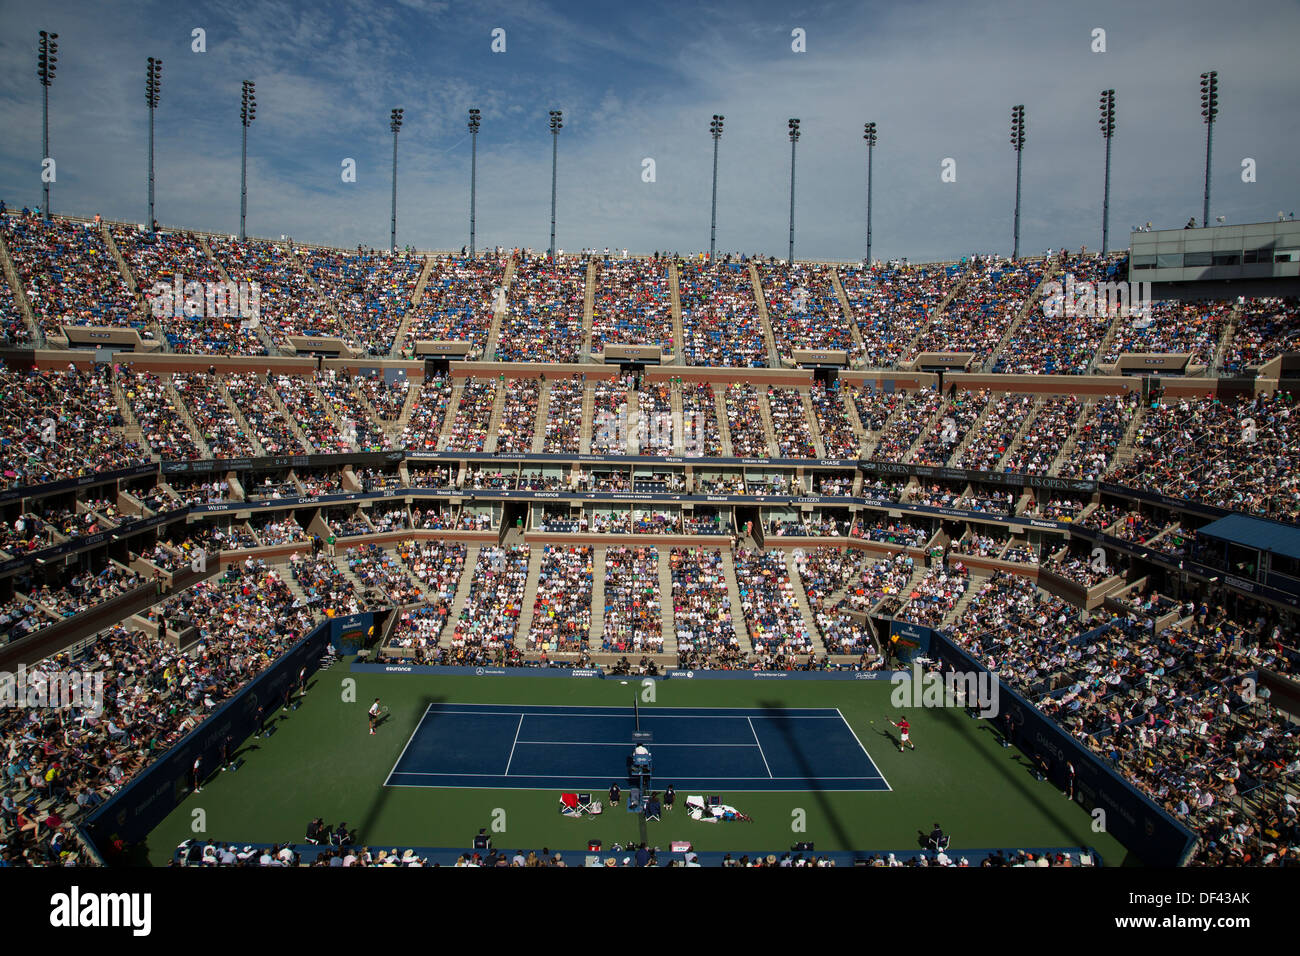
[301,249,420,355]
[896,561,969,628]
[1220,297,1300,375]
[494,378,540,454]
[670,547,740,667]
[870,387,943,461]
[397,377,453,452]
[0,365,145,486]
[448,545,528,658]
[954,392,1036,471]
[272,374,351,454]
[913,389,990,467]
[840,262,961,368]
[125,371,203,460]
[343,544,422,605]
[402,255,506,356]
[1057,394,1139,480]
[445,377,497,453]
[1110,391,1300,522]
[995,253,1128,374]
[1,560,317,865]
[591,258,673,357]
[808,383,859,458]
[635,384,674,455]
[760,263,856,360]
[766,387,816,458]
[723,384,770,458]
[601,546,662,653]
[172,373,257,458]
[733,549,813,656]
[208,236,327,350]
[542,375,584,453]
[1103,299,1232,366]
[590,377,629,454]
[496,256,585,362]
[1000,396,1080,476]
[527,545,593,652]
[678,261,767,366]
[2,215,138,335]
[905,257,1043,364]
[115,227,266,354]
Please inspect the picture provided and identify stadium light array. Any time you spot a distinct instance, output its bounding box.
[1010,105,1026,260]
[239,80,257,240]
[37,31,58,220]
[1200,71,1219,229]
[787,118,800,263]
[1099,90,1115,254]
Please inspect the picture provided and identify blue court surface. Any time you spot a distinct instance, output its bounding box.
[385,703,890,791]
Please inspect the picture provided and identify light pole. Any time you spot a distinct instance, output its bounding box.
[709,114,723,263]
[468,108,480,258]
[1010,105,1026,259]
[863,122,877,265]
[549,110,562,259]
[787,118,800,263]
[1200,71,1219,228]
[1099,90,1115,255]
[146,57,162,232]
[390,107,403,253]
[239,80,256,240]
[37,31,58,220]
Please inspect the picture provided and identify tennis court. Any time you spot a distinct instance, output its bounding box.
[385,702,890,791]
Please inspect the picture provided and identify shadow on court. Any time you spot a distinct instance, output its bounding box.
[757,698,854,850]
[357,695,445,841]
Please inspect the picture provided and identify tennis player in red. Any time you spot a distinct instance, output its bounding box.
[890,716,916,752]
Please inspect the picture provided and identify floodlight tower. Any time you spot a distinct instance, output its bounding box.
[863,122,878,265]
[549,110,563,258]
[1010,105,1026,259]
[1200,71,1219,228]
[468,108,481,257]
[709,114,724,262]
[1099,90,1115,255]
[37,31,58,219]
[239,80,257,240]
[146,57,163,231]
[390,107,404,252]
[787,118,800,263]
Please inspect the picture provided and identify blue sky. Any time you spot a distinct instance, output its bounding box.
[0,0,1296,261]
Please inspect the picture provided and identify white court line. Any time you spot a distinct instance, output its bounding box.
[835,708,892,793]
[384,702,433,786]
[389,771,878,779]
[514,740,759,747]
[502,715,525,776]
[747,718,774,778]
[419,708,847,719]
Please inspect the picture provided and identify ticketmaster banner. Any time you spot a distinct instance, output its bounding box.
[351,662,605,678]
[927,631,1197,867]
[80,621,334,857]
